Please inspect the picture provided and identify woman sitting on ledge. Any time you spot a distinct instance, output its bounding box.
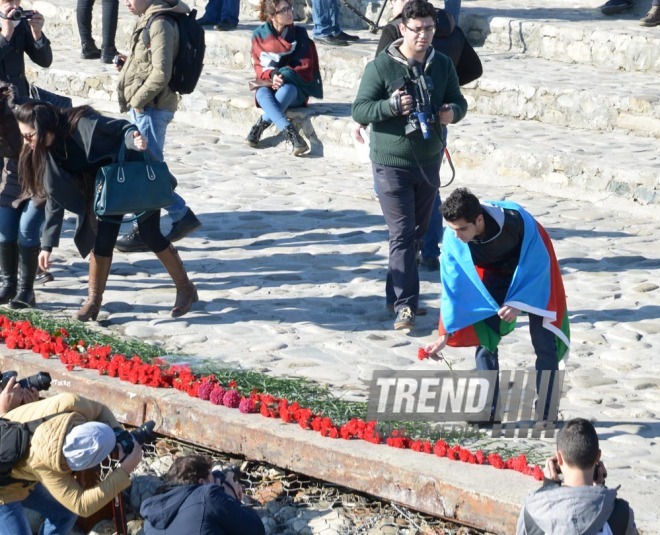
[247,0,323,157]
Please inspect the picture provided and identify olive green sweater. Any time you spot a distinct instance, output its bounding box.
[352,40,467,168]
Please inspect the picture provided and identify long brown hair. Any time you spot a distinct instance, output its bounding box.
[13,101,95,197]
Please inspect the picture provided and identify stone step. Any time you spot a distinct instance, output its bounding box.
[34,0,660,74]
[27,59,660,205]
[29,31,660,140]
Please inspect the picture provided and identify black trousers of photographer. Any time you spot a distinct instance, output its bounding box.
[373,161,439,313]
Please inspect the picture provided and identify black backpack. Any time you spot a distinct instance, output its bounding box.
[0,412,67,484]
[143,9,206,95]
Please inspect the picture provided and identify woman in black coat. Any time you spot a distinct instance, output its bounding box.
[12,100,198,321]
[0,5,53,309]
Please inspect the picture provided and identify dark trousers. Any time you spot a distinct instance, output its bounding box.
[76,0,118,49]
[373,161,439,313]
[476,270,559,419]
[94,210,169,256]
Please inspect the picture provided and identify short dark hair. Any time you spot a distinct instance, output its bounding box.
[401,0,436,24]
[557,418,600,470]
[440,187,483,223]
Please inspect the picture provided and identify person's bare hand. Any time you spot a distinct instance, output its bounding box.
[0,376,23,414]
[272,74,284,90]
[352,123,368,144]
[118,438,143,473]
[424,335,449,361]
[27,10,44,39]
[593,460,607,485]
[498,305,520,323]
[438,104,454,125]
[543,456,561,481]
[0,4,17,40]
[38,250,51,271]
[132,131,147,151]
[114,53,127,72]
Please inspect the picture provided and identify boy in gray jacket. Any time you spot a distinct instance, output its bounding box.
[517,418,638,535]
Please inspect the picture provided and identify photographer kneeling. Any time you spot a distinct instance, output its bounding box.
[0,392,143,534]
[141,454,265,535]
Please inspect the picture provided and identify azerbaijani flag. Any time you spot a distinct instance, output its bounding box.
[437,201,570,364]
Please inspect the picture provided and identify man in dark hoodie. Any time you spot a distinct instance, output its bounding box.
[517,418,638,535]
[141,454,265,535]
[352,0,467,331]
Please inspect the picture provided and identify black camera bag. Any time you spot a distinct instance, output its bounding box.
[0,412,67,485]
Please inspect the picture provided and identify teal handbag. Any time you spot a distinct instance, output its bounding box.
[94,142,175,219]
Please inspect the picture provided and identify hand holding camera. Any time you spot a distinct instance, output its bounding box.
[113,53,126,71]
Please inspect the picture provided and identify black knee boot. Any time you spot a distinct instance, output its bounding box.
[10,245,39,309]
[0,241,18,304]
[100,0,119,63]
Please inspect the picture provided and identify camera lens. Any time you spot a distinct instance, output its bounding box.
[18,372,52,392]
[130,420,156,446]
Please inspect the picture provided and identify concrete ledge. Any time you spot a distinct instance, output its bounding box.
[0,350,538,534]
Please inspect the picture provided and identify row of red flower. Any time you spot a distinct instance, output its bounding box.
[0,315,543,480]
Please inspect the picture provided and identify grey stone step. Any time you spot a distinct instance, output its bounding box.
[27,61,660,206]
[34,0,660,74]
[460,1,660,74]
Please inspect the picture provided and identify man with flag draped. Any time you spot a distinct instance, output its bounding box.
[424,188,570,420]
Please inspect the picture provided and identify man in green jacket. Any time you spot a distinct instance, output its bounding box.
[352,0,467,331]
[114,0,202,253]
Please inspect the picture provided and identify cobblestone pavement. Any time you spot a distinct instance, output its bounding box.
[24,117,660,532]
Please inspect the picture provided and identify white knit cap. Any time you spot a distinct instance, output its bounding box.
[63,422,116,471]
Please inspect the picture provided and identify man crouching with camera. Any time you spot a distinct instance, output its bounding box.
[0,390,144,534]
[352,0,467,332]
[517,418,638,535]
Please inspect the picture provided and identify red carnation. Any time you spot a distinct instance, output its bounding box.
[417,347,430,360]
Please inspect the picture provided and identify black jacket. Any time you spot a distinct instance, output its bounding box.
[0,20,52,97]
[141,484,266,535]
[0,22,52,208]
[41,114,137,257]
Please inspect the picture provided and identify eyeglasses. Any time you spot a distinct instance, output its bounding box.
[404,24,436,35]
[21,131,36,142]
[275,5,292,14]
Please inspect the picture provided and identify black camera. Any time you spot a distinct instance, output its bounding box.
[393,59,437,140]
[113,420,156,455]
[9,8,35,20]
[0,370,51,391]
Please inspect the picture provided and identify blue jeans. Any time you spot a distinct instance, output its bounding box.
[312,0,340,38]
[129,107,187,223]
[444,0,461,23]
[198,0,239,25]
[256,84,306,131]
[0,483,78,535]
[0,200,45,247]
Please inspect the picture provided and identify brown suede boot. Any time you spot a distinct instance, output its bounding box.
[155,245,198,318]
[73,254,112,321]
